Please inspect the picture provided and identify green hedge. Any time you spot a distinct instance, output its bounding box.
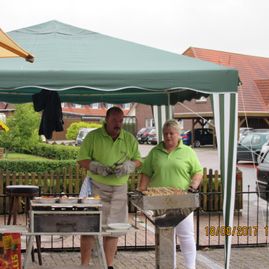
[0,159,77,172]
[31,143,79,160]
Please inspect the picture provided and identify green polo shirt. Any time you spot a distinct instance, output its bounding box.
[141,140,203,190]
[77,125,141,186]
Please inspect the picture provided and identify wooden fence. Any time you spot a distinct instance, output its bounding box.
[199,168,243,212]
[0,167,243,214]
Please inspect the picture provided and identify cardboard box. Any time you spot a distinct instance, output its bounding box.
[0,233,21,269]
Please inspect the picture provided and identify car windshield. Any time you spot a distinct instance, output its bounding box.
[148,129,156,135]
[78,131,86,138]
[77,128,96,139]
[137,128,146,135]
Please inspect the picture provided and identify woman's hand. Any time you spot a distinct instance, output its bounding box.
[138,174,150,191]
[189,172,203,190]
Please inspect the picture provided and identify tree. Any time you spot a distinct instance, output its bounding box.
[0,104,40,153]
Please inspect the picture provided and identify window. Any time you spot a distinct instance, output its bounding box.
[178,119,184,129]
[145,118,154,127]
[122,103,131,109]
[251,135,262,146]
[73,103,82,108]
[195,96,207,103]
[241,134,252,147]
[105,103,113,109]
[91,103,99,109]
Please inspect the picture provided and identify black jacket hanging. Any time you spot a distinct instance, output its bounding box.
[32,89,64,139]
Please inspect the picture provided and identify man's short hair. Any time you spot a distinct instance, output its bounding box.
[106,106,124,118]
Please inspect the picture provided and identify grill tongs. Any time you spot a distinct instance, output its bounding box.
[128,190,144,198]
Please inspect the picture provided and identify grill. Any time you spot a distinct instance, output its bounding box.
[23,200,108,269]
[129,191,199,269]
[30,202,102,234]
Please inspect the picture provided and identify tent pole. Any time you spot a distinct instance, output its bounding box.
[212,92,238,269]
[153,93,173,143]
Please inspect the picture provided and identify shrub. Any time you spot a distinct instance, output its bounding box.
[31,143,79,160]
[0,104,40,152]
[0,159,77,172]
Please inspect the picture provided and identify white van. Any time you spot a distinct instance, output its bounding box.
[75,128,97,146]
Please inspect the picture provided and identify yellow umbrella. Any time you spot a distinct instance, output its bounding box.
[0,28,34,62]
[0,120,9,132]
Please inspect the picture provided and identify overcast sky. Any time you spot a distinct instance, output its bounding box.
[1,0,269,57]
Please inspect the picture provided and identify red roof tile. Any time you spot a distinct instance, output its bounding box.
[255,79,269,107]
[184,47,269,112]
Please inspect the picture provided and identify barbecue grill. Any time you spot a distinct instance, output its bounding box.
[129,190,200,269]
[30,202,102,234]
[23,199,107,269]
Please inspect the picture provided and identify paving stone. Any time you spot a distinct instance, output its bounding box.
[25,247,269,269]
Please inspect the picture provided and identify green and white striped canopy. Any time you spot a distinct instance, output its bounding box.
[0,20,238,268]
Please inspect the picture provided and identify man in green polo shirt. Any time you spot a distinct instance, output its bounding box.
[77,106,141,269]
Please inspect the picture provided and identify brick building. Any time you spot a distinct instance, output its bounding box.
[135,47,269,134]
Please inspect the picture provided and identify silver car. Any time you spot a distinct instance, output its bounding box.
[75,128,96,146]
[258,141,269,163]
[237,130,269,163]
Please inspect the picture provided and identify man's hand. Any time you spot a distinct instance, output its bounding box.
[89,161,112,176]
[114,160,136,177]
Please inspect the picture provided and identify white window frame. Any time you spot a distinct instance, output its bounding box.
[91,103,99,109]
[195,96,207,103]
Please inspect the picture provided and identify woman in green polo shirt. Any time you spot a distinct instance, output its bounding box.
[139,119,203,269]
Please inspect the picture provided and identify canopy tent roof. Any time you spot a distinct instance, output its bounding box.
[0,28,34,63]
[0,20,239,269]
[0,20,238,105]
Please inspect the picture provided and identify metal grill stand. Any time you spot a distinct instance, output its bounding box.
[156,227,175,269]
[130,192,199,269]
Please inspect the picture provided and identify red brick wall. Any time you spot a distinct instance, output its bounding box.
[135,104,153,132]
[51,118,80,140]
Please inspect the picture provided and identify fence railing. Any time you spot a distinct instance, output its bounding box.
[196,187,269,248]
[0,166,87,213]
[0,187,267,251]
[0,175,269,250]
[0,167,243,214]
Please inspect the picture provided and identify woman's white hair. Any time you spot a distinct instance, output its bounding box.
[162,119,181,134]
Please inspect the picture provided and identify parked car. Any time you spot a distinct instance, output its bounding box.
[75,128,96,145]
[145,128,213,147]
[146,129,189,145]
[237,130,269,163]
[256,149,269,201]
[147,129,157,145]
[136,127,147,140]
[180,130,192,145]
[137,127,155,144]
[192,128,214,147]
[258,140,269,163]
[239,127,254,141]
